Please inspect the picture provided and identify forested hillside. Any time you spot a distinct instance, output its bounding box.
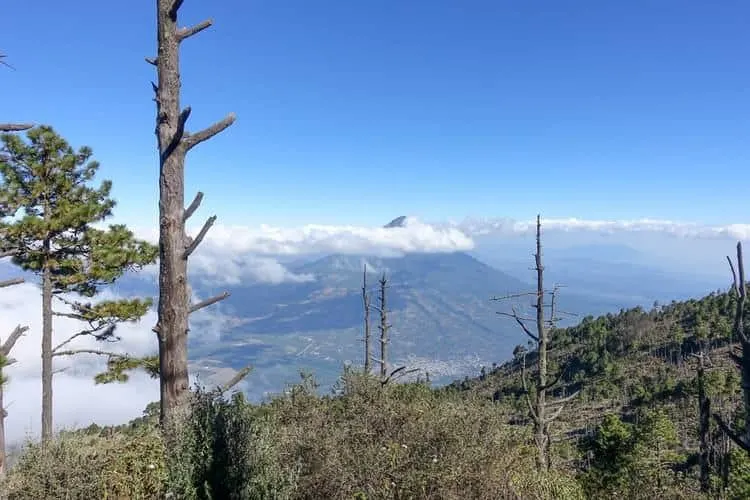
[447,287,750,497]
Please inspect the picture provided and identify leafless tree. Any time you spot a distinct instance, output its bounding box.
[150,0,236,426]
[0,267,25,476]
[377,273,390,379]
[362,264,372,374]
[714,242,750,454]
[691,350,712,493]
[0,324,26,478]
[493,214,579,471]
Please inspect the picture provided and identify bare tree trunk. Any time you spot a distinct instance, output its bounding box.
[362,265,371,374]
[692,351,711,493]
[715,243,750,454]
[533,216,548,470]
[378,273,389,380]
[41,240,53,442]
[152,0,235,426]
[494,215,578,471]
[0,325,27,477]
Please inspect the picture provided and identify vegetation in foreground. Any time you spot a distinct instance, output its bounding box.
[5,284,750,498]
[2,372,582,499]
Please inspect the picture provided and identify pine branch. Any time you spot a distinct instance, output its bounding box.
[183,215,216,258]
[52,348,123,358]
[182,113,236,152]
[51,324,117,354]
[177,19,213,41]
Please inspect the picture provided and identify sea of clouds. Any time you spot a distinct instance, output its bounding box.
[2,214,748,444]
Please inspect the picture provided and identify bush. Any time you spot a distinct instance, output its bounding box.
[1,425,165,499]
[163,385,300,499]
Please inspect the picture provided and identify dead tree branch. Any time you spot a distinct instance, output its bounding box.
[493,214,578,471]
[715,241,750,454]
[0,124,32,132]
[219,364,252,393]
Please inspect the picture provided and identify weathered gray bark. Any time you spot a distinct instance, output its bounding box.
[0,325,27,476]
[152,0,235,426]
[714,242,750,454]
[494,215,578,471]
[41,235,52,441]
[0,124,32,132]
[362,265,371,374]
[378,273,389,379]
[691,351,711,493]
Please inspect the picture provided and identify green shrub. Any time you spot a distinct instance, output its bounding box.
[1,425,165,499]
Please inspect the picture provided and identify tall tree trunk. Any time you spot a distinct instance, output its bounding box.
[379,273,389,380]
[152,0,235,426]
[41,247,53,442]
[0,368,6,476]
[362,265,371,374]
[534,217,548,470]
[155,0,190,424]
[493,215,579,472]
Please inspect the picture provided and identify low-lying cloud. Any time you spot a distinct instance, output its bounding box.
[129,215,750,286]
[0,281,237,446]
[453,217,750,241]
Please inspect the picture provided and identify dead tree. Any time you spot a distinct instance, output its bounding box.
[0,325,27,477]
[362,264,372,374]
[691,350,712,493]
[0,276,26,476]
[378,273,390,379]
[714,242,750,454]
[493,215,578,471]
[150,0,236,426]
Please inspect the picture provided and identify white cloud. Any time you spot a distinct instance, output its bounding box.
[127,215,750,286]
[452,216,750,241]
[0,281,233,445]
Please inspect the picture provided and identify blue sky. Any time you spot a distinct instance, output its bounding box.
[2,0,749,228]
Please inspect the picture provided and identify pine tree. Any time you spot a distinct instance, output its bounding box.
[0,125,158,442]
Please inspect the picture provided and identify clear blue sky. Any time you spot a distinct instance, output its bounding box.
[2,1,748,227]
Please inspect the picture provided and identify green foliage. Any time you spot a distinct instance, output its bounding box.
[163,385,299,499]
[582,409,686,498]
[0,425,166,499]
[0,125,157,376]
[0,124,157,290]
[726,448,750,499]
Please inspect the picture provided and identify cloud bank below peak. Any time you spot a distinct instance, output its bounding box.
[452,217,750,241]
[130,215,750,285]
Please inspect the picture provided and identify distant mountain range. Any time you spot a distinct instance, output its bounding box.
[187,246,710,400]
[0,218,727,402]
